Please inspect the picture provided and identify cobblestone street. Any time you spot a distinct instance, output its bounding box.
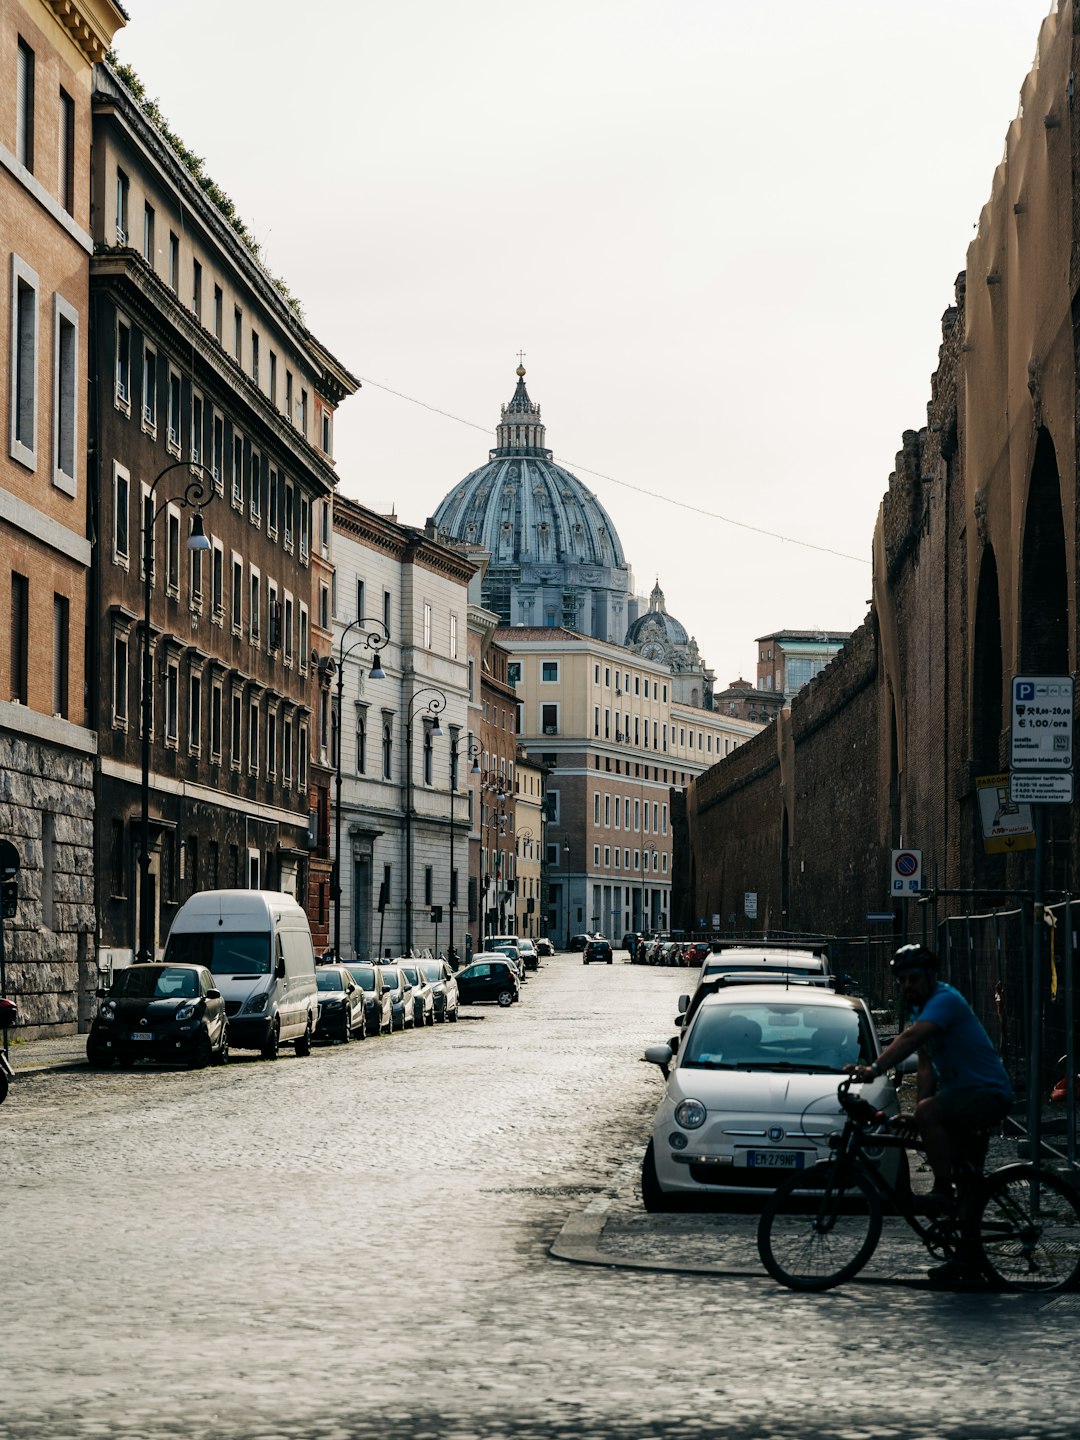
[2,956,1078,1440]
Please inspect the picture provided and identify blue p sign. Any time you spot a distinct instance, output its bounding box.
[1017,681,1035,701]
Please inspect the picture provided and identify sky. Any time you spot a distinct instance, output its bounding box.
[113,0,1055,688]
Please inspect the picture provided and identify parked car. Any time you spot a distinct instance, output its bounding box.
[535,937,554,958]
[343,961,393,1036]
[399,962,436,1027]
[87,963,228,1069]
[378,964,416,1031]
[640,984,901,1209]
[487,942,526,982]
[313,963,366,1044]
[516,940,539,971]
[418,958,460,1022]
[456,956,521,1007]
[583,938,613,965]
[568,934,593,952]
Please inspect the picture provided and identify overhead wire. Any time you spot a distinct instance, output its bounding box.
[356,373,870,566]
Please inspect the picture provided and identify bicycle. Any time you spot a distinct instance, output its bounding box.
[756,1076,1080,1292]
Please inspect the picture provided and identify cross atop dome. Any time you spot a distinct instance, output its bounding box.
[497,360,549,453]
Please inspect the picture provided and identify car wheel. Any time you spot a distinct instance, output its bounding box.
[261,1018,281,1061]
[607,957,613,964]
[641,1140,678,1213]
[392,1010,402,1032]
[356,1011,366,1041]
[426,1007,435,1027]
[294,1018,313,1056]
[497,989,514,1007]
[213,1026,229,1066]
[86,1043,113,1070]
[189,1029,214,1069]
[447,1006,458,1023]
[340,1014,351,1044]
[435,1005,446,1024]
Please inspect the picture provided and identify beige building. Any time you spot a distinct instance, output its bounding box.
[1,0,125,1033]
[497,627,760,943]
[513,744,545,941]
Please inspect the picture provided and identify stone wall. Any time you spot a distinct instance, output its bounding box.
[0,730,96,1038]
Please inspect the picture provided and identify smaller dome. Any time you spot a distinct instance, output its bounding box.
[625,579,689,647]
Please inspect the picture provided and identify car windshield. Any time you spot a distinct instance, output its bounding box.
[316,970,344,991]
[401,967,420,984]
[346,965,375,990]
[112,966,199,1000]
[421,964,442,982]
[379,969,400,988]
[682,1002,871,1071]
[167,931,271,976]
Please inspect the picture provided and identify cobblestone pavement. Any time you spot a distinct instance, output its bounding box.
[2,957,1078,1440]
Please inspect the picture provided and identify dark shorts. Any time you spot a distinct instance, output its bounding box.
[934,1087,1011,1131]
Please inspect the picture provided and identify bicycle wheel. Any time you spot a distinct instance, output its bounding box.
[972,1165,1080,1293]
[758,1163,883,1291]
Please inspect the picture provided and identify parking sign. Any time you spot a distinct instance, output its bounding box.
[1011,676,1074,770]
[890,849,922,896]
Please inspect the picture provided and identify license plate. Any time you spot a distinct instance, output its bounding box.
[746,1150,804,1169]
[130,1032,154,1042]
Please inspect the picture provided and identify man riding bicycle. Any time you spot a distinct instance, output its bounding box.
[848,944,1013,1216]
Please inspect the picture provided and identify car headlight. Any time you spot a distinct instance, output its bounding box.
[674,1098,707,1129]
[98,999,116,1020]
[242,989,270,1014]
[175,1002,197,1022]
[320,997,342,1008]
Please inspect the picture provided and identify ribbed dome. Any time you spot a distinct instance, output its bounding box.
[432,366,633,641]
[625,579,689,647]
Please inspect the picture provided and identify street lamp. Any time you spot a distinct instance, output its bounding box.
[518,828,533,938]
[332,616,390,961]
[447,734,481,969]
[138,461,215,964]
[563,838,571,950]
[482,775,511,942]
[404,686,447,954]
[640,846,658,939]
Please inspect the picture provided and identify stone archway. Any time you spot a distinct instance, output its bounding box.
[1019,428,1069,674]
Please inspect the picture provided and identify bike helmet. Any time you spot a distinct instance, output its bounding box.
[890,943,938,974]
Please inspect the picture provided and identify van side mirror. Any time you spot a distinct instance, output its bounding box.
[275,957,286,979]
[206,988,222,1000]
[676,994,689,1014]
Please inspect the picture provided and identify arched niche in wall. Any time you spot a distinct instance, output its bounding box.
[1019,427,1069,674]
[971,545,1003,773]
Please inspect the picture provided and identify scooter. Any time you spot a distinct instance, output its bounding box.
[0,995,17,1106]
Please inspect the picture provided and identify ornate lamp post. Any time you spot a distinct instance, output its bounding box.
[447,734,481,968]
[404,687,447,954]
[138,461,216,964]
[332,616,390,961]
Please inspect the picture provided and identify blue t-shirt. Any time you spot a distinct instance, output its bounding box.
[911,982,1013,1101]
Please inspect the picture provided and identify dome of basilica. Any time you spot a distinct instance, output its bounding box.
[432,366,634,641]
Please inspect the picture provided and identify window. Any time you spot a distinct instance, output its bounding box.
[213,285,223,341]
[541,703,558,735]
[424,866,433,907]
[604,847,611,868]
[112,632,128,727]
[52,594,69,718]
[16,39,34,172]
[210,682,223,761]
[232,431,244,505]
[318,582,330,631]
[212,409,224,490]
[266,707,277,778]
[299,722,308,791]
[300,495,310,560]
[604,794,611,826]
[58,88,74,212]
[355,710,367,774]
[542,661,559,682]
[268,351,277,407]
[230,691,242,769]
[115,168,129,244]
[189,672,202,754]
[53,297,77,491]
[300,388,308,435]
[142,202,154,263]
[423,601,432,649]
[113,463,130,564]
[248,701,259,775]
[211,540,224,619]
[283,479,294,547]
[382,721,393,779]
[251,329,259,384]
[267,580,279,651]
[168,231,179,291]
[249,449,261,523]
[189,520,203,605]
[321,409,332,454]
[141,344,157,430]
[249,568,261,639]
[230,554,242,632]
[267,468,279,538]
[593,844,600,866]
[283,716,293,786]
[11,258,39,465]
[233,307,242,360]
[192,259,202,320]
[166,368,181,452]
[165,506,181,596]
[165,659,179,744]
[423,724,434,785]
[383,588,392,633]
[283,592,294,664]
[285,371,293,424]
[190,390,203,464]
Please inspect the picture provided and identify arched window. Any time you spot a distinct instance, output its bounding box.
[355,712,367,775]
[382,722,392,780]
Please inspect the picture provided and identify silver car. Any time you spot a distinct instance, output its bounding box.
[419,958,460,1023]
[399,961,436,1027]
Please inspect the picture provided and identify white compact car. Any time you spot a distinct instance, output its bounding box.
[641,983,901,1208]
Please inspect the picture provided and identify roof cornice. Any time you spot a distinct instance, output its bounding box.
[45,0,127,64]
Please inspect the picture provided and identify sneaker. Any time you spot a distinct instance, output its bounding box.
[926,1258,986,1290]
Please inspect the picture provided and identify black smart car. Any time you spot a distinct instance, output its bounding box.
[456,957,520,1007]
[87,963,228,1069]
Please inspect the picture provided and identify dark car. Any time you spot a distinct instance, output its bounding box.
[418,958,460,1023]
[314,963,366,1044]
[378,964,416,1031]
[456,957,521,1007]
[535,937,554,958]
[569,933,593,952]
[583,939,613,965]
[87,963,228,1069]
[344,961,393,1036]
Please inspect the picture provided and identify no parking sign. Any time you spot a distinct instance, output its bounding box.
[890,848,922,896]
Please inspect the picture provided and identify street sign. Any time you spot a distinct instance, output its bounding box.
[1010,676,1074,769]
[1010,772,1074,805]
[976,773,1035,852]
[744,892,758,919]
[890,848,922,896]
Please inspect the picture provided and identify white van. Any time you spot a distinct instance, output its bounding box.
[163,890,317,1059]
